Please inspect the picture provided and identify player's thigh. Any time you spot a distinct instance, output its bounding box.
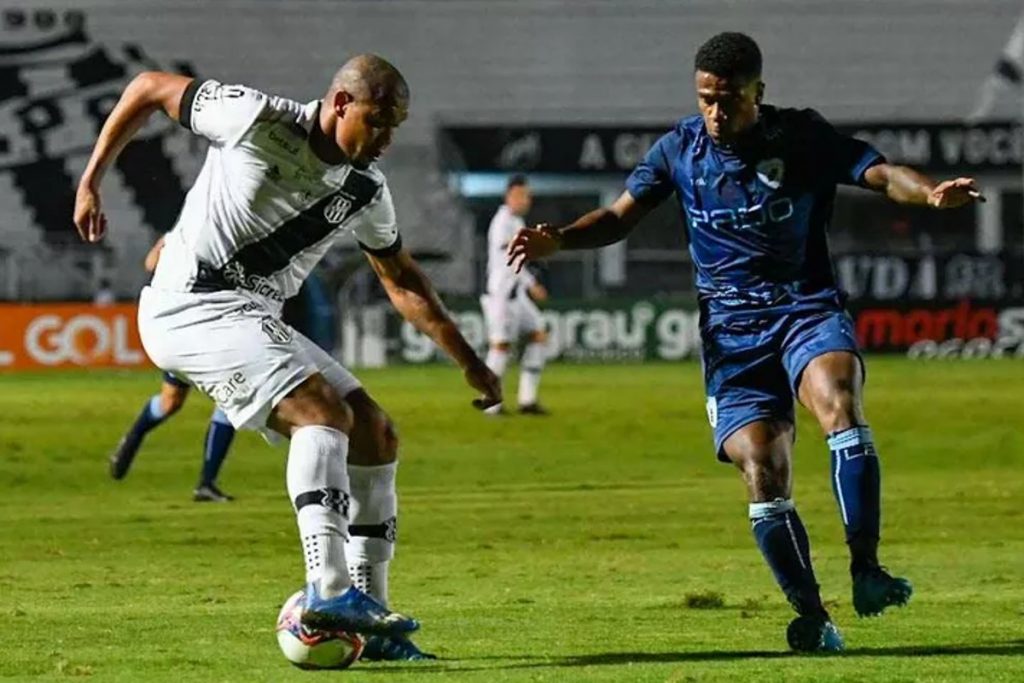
[269,372,353,436]
[782,311,865,429]
[140,289,317,434]
[517,297,548,342]
[291,332,394,465]
[703,327,794,464]
[481,295,514,344]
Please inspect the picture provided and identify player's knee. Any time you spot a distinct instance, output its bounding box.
[815,384,861,432]
[528,329,548,344]
[724,423,792,500]
[492,341,512,352]
[377,413,399,460]
[274,375,354,435]
[160,389,188,416]
[346,390,399,465]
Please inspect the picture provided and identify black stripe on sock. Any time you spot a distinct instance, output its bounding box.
[294,488,350,517]
[348,516,397,542]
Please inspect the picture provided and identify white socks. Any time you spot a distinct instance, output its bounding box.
[485,347,509,377]
[517,342,546,406]
[287,426,352,598]
[346,462,398,606]
[485,347,510,414]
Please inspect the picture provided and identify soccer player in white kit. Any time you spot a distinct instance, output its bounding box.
[73,54,501,660]
[481,176,550,415]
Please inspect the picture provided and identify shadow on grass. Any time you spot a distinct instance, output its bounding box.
[356,641,1024,673]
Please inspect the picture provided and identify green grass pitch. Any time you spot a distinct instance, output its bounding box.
[1,359,1022,682]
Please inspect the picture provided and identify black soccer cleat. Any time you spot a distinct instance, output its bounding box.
[518,403,550,416]
[193,483,235,503]
[108,435,142,480]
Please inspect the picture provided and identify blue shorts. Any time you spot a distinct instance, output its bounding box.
[701,308,861,461]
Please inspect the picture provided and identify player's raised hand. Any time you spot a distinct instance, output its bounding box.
[74,185,108,243]
[507,224,561,273]
[928,178,985,209]
[465,360,503,411]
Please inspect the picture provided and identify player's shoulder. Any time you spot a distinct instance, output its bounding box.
[192,79,267,111]
[199,78,317,130]
[765,105,834,134]
[663,115,702,149]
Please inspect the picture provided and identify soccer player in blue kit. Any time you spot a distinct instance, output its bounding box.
[508,32,983,652]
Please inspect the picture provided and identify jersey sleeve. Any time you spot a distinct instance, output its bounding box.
[518,266,538,288]
[179,79,268,146]
[354,182,402,257]
[803,109,885,186]
[625,131,677,205]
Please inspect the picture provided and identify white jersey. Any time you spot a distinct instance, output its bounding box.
[485,204,535,299]
[151,79,401,312]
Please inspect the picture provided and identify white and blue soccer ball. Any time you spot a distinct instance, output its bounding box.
[275,589,364,669]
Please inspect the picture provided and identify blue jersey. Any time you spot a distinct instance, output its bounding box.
[626,106,884,316]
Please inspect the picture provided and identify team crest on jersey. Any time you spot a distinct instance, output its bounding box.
[323,193,353,224]
[756,158,785,189]
[260,316,293,344]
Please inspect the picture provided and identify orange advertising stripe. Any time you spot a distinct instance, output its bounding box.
[0,304,153,370]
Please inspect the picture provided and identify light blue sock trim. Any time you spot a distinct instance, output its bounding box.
[210,407,232,426]
[147,395,167,420]
[827,426,874,451]
[749,498,795,520]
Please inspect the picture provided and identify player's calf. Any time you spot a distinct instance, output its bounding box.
[726,423,838,650]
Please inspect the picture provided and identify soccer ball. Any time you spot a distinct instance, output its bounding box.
[275,589,364,669]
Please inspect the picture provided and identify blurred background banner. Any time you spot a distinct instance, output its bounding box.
[441,122,1022,175]
[0,303,145,369]
[4,1,1024,363]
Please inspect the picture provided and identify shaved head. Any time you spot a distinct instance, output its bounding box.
[315,54,409,168]
[329,53,409,106]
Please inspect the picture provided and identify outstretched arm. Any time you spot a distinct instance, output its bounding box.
[74,72,193,242]
[507,190,655,272]
[862,164,985,209]
[365,248,502,409]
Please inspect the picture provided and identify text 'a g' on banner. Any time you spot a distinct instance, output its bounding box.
[0,304,150,370]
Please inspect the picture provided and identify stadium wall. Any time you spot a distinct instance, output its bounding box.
[2,1,1020,302]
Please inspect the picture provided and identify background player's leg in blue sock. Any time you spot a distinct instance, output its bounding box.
[110,378,189,480]
[194,408,236,502]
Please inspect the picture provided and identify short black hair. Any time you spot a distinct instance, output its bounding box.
[507,174,528,190]
[694,32,762,82]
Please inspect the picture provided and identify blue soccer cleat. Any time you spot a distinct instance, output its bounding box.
[853,567,913,617]
[361,635,437,661]
[786,614,845,653]
[301,583,419,637]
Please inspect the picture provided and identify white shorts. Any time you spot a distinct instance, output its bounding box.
[138,286,361,436]
[480,292,544,344]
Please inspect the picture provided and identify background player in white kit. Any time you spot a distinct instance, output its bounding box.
[481,176,550,415]
[73,54,501,661]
